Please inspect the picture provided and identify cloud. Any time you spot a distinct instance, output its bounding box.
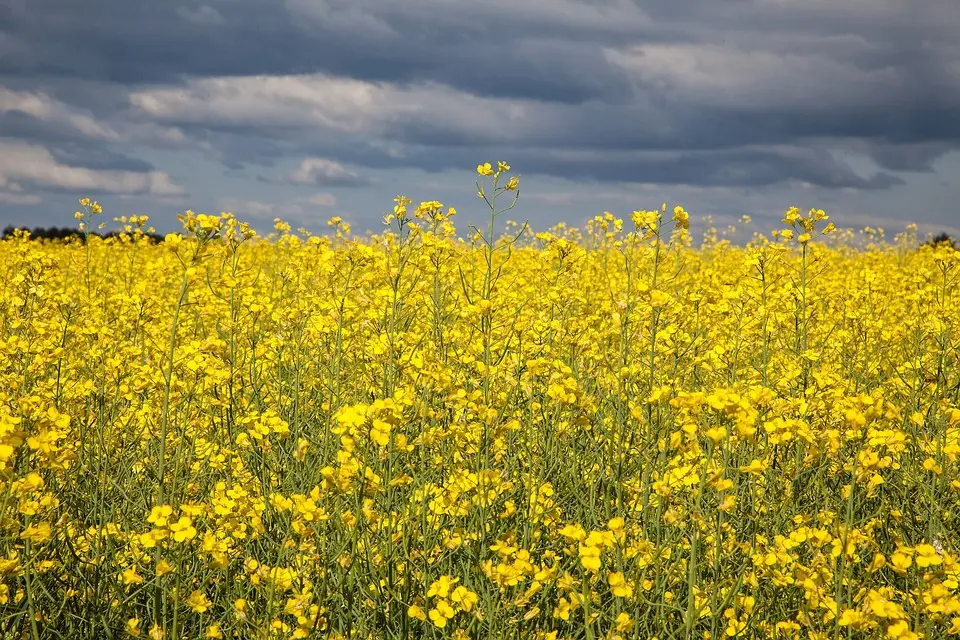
[217,197,298,221]
[285,0,652,36]
[286,158,368,187]
[0,0,958,230]
[0,141,185,198]
[123,65,952,190]
[0,194,42,205]
[49,144,156,173]
[129,74,525,143]
[603,43,896,110]
[855,141,956,172]
[0,175,43,205]
[0,86,210,157]
[513,146,906,189]
[217,192,338,222]
[0,88,119,140]
[176,4,226,25]
[303,192,337,207]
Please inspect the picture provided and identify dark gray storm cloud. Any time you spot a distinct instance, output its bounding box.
[0,0,958,227]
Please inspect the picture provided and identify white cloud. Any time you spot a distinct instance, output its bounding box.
[303,192,337,207]
[0,141,185,197]
[126,121,211,150]
[0,88,206,152]
[176,4,226,25]
[0,88,120,140]
[0,194,42,205]
[129,73,531,139]
[603,43,902,110]
[217,197,303,221]
[288,157,363,186]
[217,192,339,223]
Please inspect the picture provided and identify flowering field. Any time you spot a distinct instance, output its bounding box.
[2,163,960,640]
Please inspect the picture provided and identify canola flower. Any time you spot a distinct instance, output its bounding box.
[0,164,959,640]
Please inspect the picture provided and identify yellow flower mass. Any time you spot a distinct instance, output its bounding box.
[0,169,959,638]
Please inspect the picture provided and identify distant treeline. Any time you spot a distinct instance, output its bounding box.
[1,225,958,249]
[925,232,959,249]
[1,226,165,243]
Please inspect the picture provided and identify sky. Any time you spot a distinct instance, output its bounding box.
[1,0,959,237]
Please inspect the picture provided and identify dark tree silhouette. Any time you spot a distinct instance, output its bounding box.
[2,226,164,243]
[924,232,958,250]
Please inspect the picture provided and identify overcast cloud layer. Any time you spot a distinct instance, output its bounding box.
[1,0,958,235]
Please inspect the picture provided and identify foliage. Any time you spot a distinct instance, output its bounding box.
[2,227,164,244]
[925,233,959,250]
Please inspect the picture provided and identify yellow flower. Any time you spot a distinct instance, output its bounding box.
[450,585,478,612]
[886,620,919,639]
[427,575,458,599]
[169,516,197,543]
[579,544,602,571]
[890,548,913,574]
[739,459,767,474]
[608,571,634,598]
[186,589,212,614]
[558,523,586,542]
[407,604,427,621]
[370,419,390,447]
[477,163,494,176]
[705,426,727,443]
[428,599,455,628]
[20,522,52,544]
[837,609,865,627]
[915,544,942,567]
[718,494,736,511]
[725,617,746,636]
[126,617,141,637]
[121,567,144,585]
[553,597,574,621]
[868,553,886,573]
[155,559,174,577]
[148,505,173,527]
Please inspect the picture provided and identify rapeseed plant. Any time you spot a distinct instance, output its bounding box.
[0,163,958,639]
